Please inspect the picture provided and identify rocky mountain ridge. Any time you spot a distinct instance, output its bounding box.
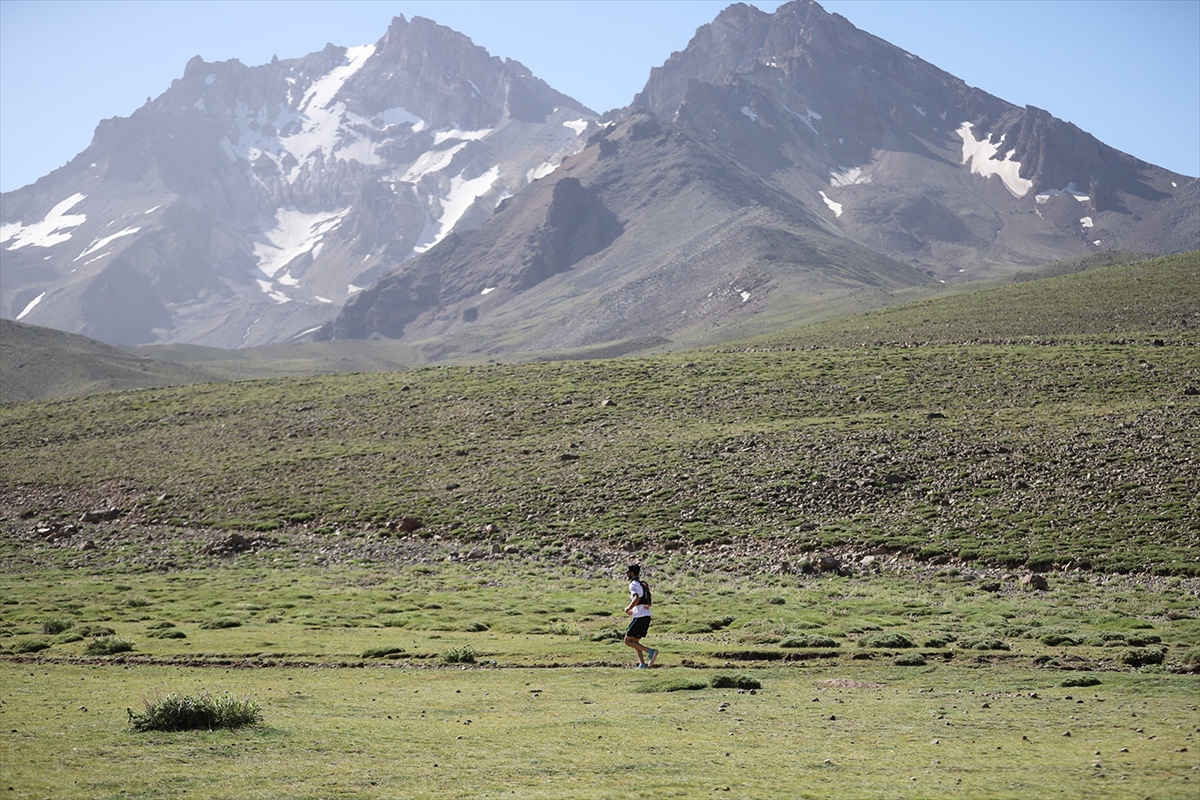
[1,15,595,347]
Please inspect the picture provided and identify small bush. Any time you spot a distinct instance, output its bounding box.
[361,646,407,659]
[40,617,74,635]
[767,596,786,606]
[85,636,133,655]
[859,632,915,649]
[711,674,761,691]
[922,636,953,648]
[128,691,261,732]
[124,596,151,608]
[589,628,624,642]
[439,646,478,664]
[1061,675,1102,688]
[779,634,839,648]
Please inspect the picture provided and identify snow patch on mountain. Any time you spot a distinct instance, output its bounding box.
[434,128,493,146]
[413,166,500,254]
[1035,183,1089,204]
[253,207,350,281]
[958,122,1032,198]
[819,191,843,217]
[74,226,141,262]
[830,166,871,187]
[16,291,46,321]
[1,193,88,250]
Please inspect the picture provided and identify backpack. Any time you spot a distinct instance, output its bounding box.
[636,580,652,606]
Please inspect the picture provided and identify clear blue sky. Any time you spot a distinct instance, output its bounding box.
[1,0,1197,193]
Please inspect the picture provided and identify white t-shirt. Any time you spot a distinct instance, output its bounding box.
[629,580,651,618]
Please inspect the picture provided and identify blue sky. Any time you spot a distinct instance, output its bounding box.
[1,0,1197,193]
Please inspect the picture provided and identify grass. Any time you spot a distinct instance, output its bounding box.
[127,691,262,732]
[2,661,1195,799]
[1,252,1198,797]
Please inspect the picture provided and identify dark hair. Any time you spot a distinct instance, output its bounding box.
[626,564,641,577]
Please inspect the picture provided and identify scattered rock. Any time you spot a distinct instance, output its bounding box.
[1020,573,1049,591]
[81,508,122,524]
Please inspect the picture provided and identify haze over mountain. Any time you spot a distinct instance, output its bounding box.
[2,1,1197,359]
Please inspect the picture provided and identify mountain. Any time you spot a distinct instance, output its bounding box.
[3,1,1197,358]
[318,0,1198,354]
[0,15,595,348]
[318,109,931,358]
[629,1,1198,273]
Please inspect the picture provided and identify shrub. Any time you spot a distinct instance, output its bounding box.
[128,691,261,732]
[711,674,761,691]
[85,636,134,655]
[589,628,624,643]
[922,636,953,648]
[40,617,74,635]
[361,646,407,659]
[439,646,478,664]
[779,634,839,649]
[1061,675,1102,688]
[858,632,915,649]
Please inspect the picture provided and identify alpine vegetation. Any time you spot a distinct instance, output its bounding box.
[127,692,262,732]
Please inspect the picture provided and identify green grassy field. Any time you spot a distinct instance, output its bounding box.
[2,251,1198,797]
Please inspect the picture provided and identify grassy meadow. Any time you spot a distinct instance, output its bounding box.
[2,251,1198,797]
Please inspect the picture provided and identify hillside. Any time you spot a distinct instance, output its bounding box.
[2,252,1197,575]
[0,319,216,403]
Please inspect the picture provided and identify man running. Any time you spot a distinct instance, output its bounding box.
[623,564,657,668]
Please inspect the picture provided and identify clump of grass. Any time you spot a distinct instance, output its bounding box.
[780,633,839,648]
[959,637,1010,651]
[128,691,261,732]
[1038,633,1081,646]
[361,646,407,659]
[1119,646,1166,667]
[40,617,74,635]
[1061,675,1102,688]
[85,636,133,655]
[895,653,927,667]
[1182,647,1200,667]
[199,619,241,630]
[588,627,623,642]
[858,632,915,649]
[711,674,761,691]
[634,676,708,693]
[439,646,478,664]
[147,629,186,640]
[12,638,51,654]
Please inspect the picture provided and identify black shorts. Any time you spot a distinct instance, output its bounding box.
[626,616,651,639]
